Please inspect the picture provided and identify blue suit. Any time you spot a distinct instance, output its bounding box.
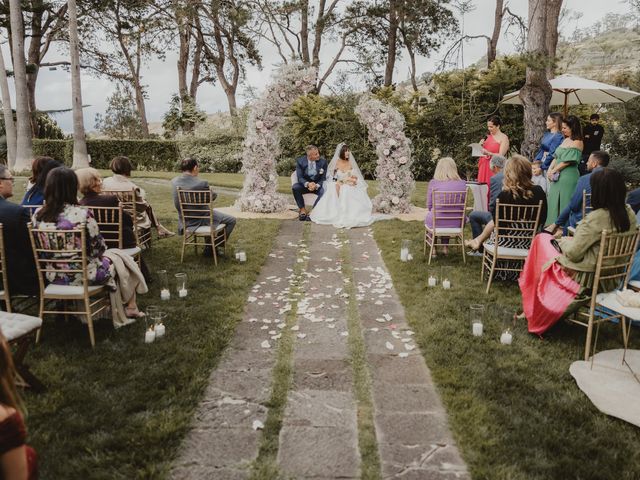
[292,155,328,209]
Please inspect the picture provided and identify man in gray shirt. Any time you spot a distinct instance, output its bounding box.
[467,155,506,256]
[171,158,236,257]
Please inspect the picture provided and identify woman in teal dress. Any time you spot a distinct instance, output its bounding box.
[546,115,583,225]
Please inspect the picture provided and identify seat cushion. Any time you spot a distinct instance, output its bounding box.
[483,242,529,258]
[122,247,142,256]
[433,227,463,235]
[597,291,640,321]
[44,284,105,297]
[0,312,42,341]
[187,224,225,235]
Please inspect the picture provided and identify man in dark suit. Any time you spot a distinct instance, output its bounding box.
[0,165,38,296]
[171,158,236,257]
[292,145,328,221]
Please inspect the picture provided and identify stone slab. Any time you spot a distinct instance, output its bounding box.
[371,382,443,414]
[367,354,433,385]
[278,426,360,478]
[283,389,357,428]
[292,358,353,391]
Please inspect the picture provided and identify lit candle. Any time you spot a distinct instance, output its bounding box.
[400,247,409,262]
[155,323,165,338]
[238,252,247,262]
[160,288,170,301]
[472,322,483,336]
[442,279,451,290]
[145,328,155,343]
[407,253,413,261]
[500,331,513,345]
[428,276,437,287]
[179,288,188,298]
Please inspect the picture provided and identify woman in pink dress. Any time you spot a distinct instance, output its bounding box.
[478,115,509,184]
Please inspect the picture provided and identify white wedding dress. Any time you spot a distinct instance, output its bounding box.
[310,144,374,229]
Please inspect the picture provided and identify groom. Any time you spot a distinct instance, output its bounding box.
[292,144,328,221]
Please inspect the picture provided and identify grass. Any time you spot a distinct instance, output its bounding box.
[12,179,282,478]
[340,231,382,480]
[372,220,640,480]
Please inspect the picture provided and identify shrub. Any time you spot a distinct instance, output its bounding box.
[176,135,243,173]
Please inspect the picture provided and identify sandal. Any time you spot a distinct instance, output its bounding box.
[158,230,176,238]
[125,307,146,319]
[464,239,480,250]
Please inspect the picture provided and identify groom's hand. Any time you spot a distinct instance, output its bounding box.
[308,182,316,191]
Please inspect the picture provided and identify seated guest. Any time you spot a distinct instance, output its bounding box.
[546,150,609,233]
[0,332,37,479]
[171,158,236,258]
[76,168,137,249]
[0,165,38,296]
[424,157,467,257]
[520,168,636,335]
[466,154,506,256]
[102,156,175,238]
[20,156,62,214]
[531,160,548,194]
[626,187,640,215]
[465,155,547,281]
[33,167,146,319]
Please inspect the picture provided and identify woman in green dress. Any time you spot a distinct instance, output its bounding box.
[546,115,583,224]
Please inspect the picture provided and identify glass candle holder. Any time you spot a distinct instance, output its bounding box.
[470,304,484,337]
[154,310,167,338]
[400,239,411,262]
[427,269,438,287]
[158,270,170,300]
[235,245,247,262]
[441,266,452,290]
[175,273,188,298]
[144,317,155,343]
[500,309,514,345]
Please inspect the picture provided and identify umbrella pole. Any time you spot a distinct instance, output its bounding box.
[563,95,568,117]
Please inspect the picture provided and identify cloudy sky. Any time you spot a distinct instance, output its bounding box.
[5,0,632,132]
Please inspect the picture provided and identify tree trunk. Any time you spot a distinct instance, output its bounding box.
[189,38,203,100]
[545,0,563,78]
[519,0,552,160]
[384,0,399,87]
[9,0,34,171]
[300,0,310,64]
[26,1,43,136]
[0,48,17,169]
[488,0,505,67]
[177,15,190,99]
[68,0,89,169]
[133,81,150,136]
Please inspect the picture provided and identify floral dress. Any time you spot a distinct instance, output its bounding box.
[32,204,114,286]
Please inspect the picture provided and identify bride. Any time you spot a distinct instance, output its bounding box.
[310,143,374,228]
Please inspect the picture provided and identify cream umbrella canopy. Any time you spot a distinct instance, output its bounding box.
[501,74,640,117]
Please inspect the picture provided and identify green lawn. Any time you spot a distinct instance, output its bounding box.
[373,220,640,480]
[12,179,282,478]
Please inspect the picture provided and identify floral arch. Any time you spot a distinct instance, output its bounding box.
[237,63,415,214]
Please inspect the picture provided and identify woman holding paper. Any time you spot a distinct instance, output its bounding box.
[477,115,509,184]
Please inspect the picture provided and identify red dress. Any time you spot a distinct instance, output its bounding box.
[477,135,501,184]
[0,411,37,480]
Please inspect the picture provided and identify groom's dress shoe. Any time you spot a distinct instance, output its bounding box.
[299,212,307,221]
[304,215,312,221]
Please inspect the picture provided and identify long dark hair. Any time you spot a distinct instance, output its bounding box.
[36,167,79,223]
[562,115,583,141]
[590,168,630,232]
[33,158,62,192]
[339,144,350,160]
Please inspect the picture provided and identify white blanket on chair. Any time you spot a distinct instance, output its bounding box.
[104,249,148,328]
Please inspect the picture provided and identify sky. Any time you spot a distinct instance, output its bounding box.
[4,0,633,133]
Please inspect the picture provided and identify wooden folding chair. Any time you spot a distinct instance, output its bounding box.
[0,224,11,312]
[481,200,543,294]
[88,205,142,264]
[177,188,226,266]
[568,228,640,361]
[29,226,111,348]
[423,189,467,265]
[0,312,44,391]
[102,189,152,250]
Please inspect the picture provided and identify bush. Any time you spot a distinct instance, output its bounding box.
[610,156,640,186]
[176,135,243,173]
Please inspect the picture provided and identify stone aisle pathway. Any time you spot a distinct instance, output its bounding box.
[171,222,468,480]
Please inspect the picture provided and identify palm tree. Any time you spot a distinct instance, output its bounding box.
[8,0,34,172]
[0,46,17,169]
[68,0,89,168]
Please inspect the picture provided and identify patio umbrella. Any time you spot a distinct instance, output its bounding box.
[501,74,640,117]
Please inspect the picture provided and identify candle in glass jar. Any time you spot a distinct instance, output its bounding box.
[155,323,165,337]
[160,288,170,300]
[400,247,409,261]
[145,328,155,343]
[472,322,483,336]
[238,252,247,262]
[179,288,188,298]
[500,331,513,345]
[428,275,437,287]
[442,279,451,289]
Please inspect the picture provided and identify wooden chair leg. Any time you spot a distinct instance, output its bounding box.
[460,234,466,264]
[485,253,496,294]
[85,297,95,348]
[35,297,46,344]
[423,229,427,256]
[13,335,45,392]
[428,234,434,266]
[180,234,187,263]
[584,319,594,361]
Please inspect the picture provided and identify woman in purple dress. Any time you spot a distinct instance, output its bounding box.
[425,157,467,257]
